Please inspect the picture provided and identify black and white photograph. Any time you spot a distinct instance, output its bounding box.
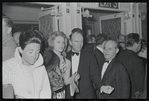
[2,2,147,99]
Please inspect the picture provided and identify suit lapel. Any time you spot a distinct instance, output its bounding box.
[67,51,72,61]
[98,50,104,58]
[102,58,116,80]
[77,50,84,75]
[95,48,105,61]
[67,51,72,76]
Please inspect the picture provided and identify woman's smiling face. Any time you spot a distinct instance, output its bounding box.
[53,36,65,53]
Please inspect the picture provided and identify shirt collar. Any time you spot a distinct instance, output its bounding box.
[72,50,81,54]
[71,50,81,57]
[96,46,103,53]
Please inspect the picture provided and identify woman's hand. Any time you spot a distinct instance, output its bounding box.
[70,73,80,95]
[70,72,80,85]
[74,72,80,83]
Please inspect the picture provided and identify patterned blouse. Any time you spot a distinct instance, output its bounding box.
[44,49,67,98]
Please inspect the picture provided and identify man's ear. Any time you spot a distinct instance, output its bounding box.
[7,27,12,35]
[133,43,138,49]
[116,48,119,54]
[102,41,106,47]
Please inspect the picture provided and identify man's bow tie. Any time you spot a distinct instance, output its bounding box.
[105,60,109,63]
[71,51,79,56]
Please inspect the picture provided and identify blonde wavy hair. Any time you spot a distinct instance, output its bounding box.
[48,31,68,51]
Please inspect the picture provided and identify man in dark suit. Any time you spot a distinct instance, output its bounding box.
[66,28,102,99]
[117,33,145,98]
[99,39,130,99]
[93,34,108,98]
[93,34,108,71]
[83,35,96,53]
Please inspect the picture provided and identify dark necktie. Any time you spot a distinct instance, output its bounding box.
[71,51,79,56]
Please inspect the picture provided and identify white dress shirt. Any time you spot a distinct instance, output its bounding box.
[101,60,112,80]
[96,46,103,53]
[71,52,80,75]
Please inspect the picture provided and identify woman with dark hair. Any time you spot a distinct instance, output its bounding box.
[3,30,52,99]
[34,30,49,56]
[43,31,80,99]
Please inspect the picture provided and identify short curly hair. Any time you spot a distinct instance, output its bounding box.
[126,33,140,47]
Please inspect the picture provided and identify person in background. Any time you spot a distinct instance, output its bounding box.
[43,31,80,99]
[117,33,145,98]
[93,33,108,98]
[2,14,17,62]
[12,27,24,46]
[93,33,108,71]
[117,34,126,53]
[83,34,96,53]
[91,34,96,43]
[117,34,126,42]
[3,30,52,99]
[137,39,147,99]
[137,39,147,72]
[99,39,130,99]
[138,39,147,59]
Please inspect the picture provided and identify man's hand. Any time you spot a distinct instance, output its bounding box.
[101,85,114,94]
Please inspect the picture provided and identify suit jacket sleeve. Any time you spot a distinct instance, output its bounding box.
[133,58,145,92]
[89,53,102,90]
[116,64,130,98]
[93,50,105,72]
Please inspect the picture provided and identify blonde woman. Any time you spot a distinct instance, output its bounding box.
[43,31,80,99]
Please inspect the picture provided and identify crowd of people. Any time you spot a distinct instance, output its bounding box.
[2,14,147,99]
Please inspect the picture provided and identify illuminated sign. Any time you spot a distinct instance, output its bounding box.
[99,2,118,9]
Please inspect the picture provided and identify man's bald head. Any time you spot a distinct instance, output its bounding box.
[104,39,119,61]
